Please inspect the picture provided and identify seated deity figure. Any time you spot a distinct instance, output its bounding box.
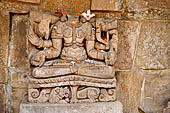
[28,11,118,103]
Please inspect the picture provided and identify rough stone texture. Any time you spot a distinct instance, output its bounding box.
[0,11,9,83]
[116,71,144,113]
[27,11,118,104]
[135,21,170,70]
[5,0,40,4]
[127,0,170,11]
[115,20,139,70]
[126,0,170,19]
[11,88,27,113]
[163,101,170,113]
[8,14,29,113]
[0,84,6,113]
[10,14,29,69]
[9,68,28,88]
[0,1,39,13]
[140,70,170,113]
[18,0,40,4]
[0,0,169,113]
[41,0,90,13]
[91,0,123,11]
[20,101,123,113]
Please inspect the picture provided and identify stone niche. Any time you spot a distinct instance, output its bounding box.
[19,10,123,113]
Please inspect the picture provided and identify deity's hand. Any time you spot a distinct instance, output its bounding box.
[27,34,41,46]
[105,51,116,66]
[27,23,42,47]
[37,19,50,40]
[31,51,45,67]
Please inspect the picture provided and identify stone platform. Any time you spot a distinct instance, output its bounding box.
[20,100,123,113]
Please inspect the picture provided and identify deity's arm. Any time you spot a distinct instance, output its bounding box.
[43,38,62,59]
[85,22,117,65]
[30,34,62,66]
[42,22,64,59]
[85,22,105,60]
[28,24,53,48]
[28,35,53,48]
[29,22,63,66]
[86,40,106,60]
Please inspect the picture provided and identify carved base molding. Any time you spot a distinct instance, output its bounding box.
[20,100,123,113]
[28,86,116,103]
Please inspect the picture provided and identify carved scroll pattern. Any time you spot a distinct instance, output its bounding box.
[28,86,116,103]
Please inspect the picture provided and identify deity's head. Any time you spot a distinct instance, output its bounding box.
[60,14,87,24]
[67,15,80,25]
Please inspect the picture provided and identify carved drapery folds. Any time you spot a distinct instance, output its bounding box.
[28,11,118,103]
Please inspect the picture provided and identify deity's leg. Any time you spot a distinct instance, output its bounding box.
[32,66,76,78]
[78,65,115,79]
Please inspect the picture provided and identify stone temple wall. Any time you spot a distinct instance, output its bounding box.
[0,0,170,113]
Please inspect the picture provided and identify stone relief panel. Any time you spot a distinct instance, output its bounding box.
[27,10,118,103]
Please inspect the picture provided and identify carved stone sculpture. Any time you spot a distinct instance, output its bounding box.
[163,101,170,113]
[28,10,118,103]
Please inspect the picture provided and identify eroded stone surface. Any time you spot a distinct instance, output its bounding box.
[0,1,169,113]
[91,0,123,11]
[0,11,9,83]
[28,11,118,104]
[163,101,170,113]
[135,21,170,69]
[41,0,90,13]
[116,71,144,113]
[127,0,170,11]
[10,14,29,68]
[126,0,170,19]
[20,101,123,113]
[115,20,139,70]
[18,0,40,4]
[0,84,6,113]
[140,70,170,113]
[9,68,28,88]
[9,14,30,113]
[11,88,27,113]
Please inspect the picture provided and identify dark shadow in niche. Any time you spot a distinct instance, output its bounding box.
[9,12,29,68]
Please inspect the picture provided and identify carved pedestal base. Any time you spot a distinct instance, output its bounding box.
[20,98,123,113]
[28,75,116,104]
[28,86,116,103]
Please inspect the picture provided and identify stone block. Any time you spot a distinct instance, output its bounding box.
[10,14,29,69]
[9,68,28,88]
[11,88,27,113]
[116,71,144,113]
[0,84,6,113]
[140,70,170,113]
[41,0,90,13]
[134,21,170,69]
[91,0,123,11]
[20,101,123,113]
[127,0,170,11]
[115,20,139,70]
[0,11,9,83]
[126,0,170,19]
